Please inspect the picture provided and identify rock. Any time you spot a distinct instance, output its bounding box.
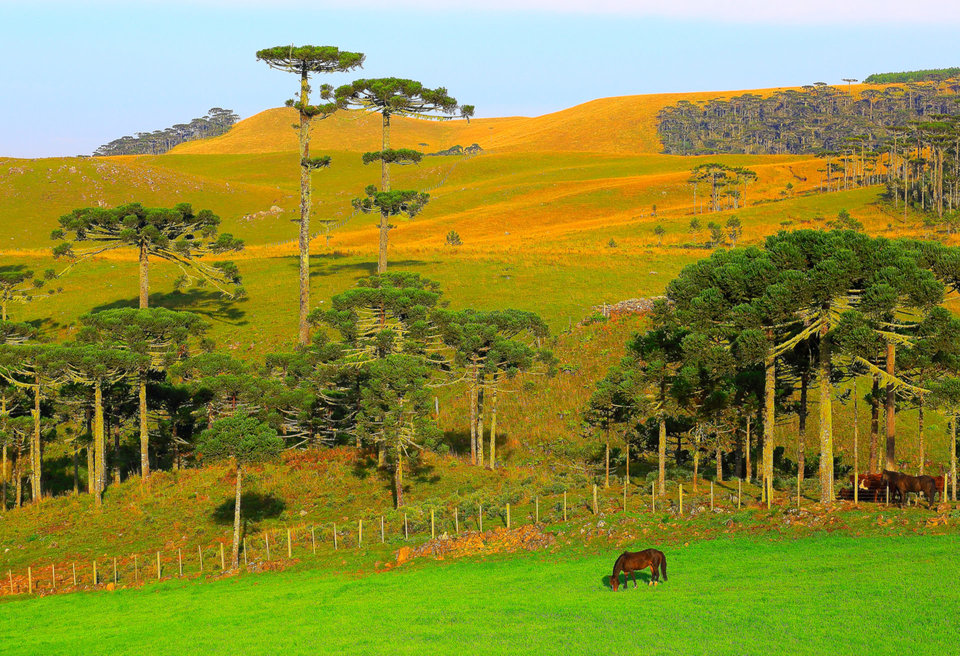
[396,546,414,565]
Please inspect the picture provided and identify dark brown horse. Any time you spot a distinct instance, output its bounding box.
[611,549,667,591]
[881,470,939,508]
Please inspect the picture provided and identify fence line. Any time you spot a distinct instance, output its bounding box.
[4,477,942,598]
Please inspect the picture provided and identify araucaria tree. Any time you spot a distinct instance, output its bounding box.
[256,45,365,346]
[197,416,283,569]
[335,78,472,273]
[52,202,244,308]
[0,266,57,321]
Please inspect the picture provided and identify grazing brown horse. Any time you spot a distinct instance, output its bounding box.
[881,470,939,509]
[611,549,667,591]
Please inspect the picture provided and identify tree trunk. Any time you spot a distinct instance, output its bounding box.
[31,380,41,503]
[469,363,478,465]
[693,436,700,492]
[951,415,957,502]
[657,415,667,496]
[1,394,6,510]
[884,342,896,470]
[139,375,150,480]
[917,397,925,475]
[625,439,630,486]
[604,439,610,488]
[716,441,723,482]
[818,327,833,504]
[72,440,79,495]
[94,380,105,506]
[394,444,404,509]
[798,367,808,486]
[745,415,752,482]
[86,446,94,495]
[138,242,149,309]
[763,351,776,504]
[1,442,6,511]
[377,112,391,274]
[488,380,498,469]
[231,465,242,570]
[476,380,485,468]
[869,374,880,474]
[297,67,312,346]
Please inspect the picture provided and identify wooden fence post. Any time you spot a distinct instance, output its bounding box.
[679,484,683,515]
[311,527,317,554]
[333,524,338,550]
[563,492,567,522]
[404,514,409,540]
[380,516,385,544]
[113,558,117,584]
[592,484,598,514]
[92,561,98,586]
[623,485,627,512]
[243,539,248,568]
[886,485,890,506]
[536,496,540,523]
[651,481,656,512]
[431,509,435,539]
[51,563,56,590]
[479,504,483,532]
[358,519,363,546]
[287,528,293,558]
[28,567,32,594]
[220,543,225,570]
[710,481,714,511]
[156,551,161,580]
[8,569,13,595]
[506,503,511,529]
[198,546,204,573]
[738,479,742,510]
[265,533,271,560]
[454,508,459,535]
[178,549,183,577]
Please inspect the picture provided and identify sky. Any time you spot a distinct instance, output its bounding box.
[2,0,959,158]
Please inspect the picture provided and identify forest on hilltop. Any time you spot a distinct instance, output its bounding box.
[865,68,960,84]
[93,108,239,156]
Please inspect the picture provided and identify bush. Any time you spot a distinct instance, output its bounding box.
[445,230,462,246]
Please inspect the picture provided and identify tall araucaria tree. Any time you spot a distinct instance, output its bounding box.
[78,309,209,481]
[51,202,244,309]
[256,45,365,346]
[0,266,57,321]
[335,78,473,272]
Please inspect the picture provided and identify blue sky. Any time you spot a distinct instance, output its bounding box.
[2,0,959,158]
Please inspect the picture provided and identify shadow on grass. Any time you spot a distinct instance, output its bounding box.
[604,570,652,590]
[213,492,285,525]
[91,288,247,325]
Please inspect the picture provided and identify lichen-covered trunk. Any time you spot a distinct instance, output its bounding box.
[476,381,484,467]
[716,440,723,483]
[657,415,667,496]
[798,367,808,486]
[818,328,833,505]
[763,352,776,504]
[394,444,404,509]
[86,445,94,495]
[693,437,700,492]
[745,415,752,482]
[488,380,498,469]
[869,374,880,474]
[94,380,105,506]
[951,415,957,502]
[884,342,896,470]
[138,242,149,309]
[377,112,391,274]
[139,376,150,480]
[31,380,41,503]
[917,398,925,475]
[469,362,478,465]
[604,436,610,488]
[232,465,242,569]
[297,67,312,346]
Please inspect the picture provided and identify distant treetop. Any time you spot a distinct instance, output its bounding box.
[255,45,365,73]
[864,68,960,84]
[93,108,239,156]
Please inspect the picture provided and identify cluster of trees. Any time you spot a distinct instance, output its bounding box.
[865,69,960,85]
[657,81,960,156]
[688,163,757,213]
[0,268,552,513]
[93,108,239,156]
[587,229,960,505]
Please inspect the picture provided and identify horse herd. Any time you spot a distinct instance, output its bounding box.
[610,469,945,592]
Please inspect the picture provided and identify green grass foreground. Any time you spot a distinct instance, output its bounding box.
[2,532,957,655]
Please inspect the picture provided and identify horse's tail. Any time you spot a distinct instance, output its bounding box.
[660,552,668,581]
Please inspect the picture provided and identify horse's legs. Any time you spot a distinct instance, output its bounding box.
[651,563,659,585]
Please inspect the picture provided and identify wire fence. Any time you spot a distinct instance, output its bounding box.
[3,476,953,598]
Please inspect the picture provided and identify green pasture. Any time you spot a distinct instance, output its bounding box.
[2,532,957,655]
